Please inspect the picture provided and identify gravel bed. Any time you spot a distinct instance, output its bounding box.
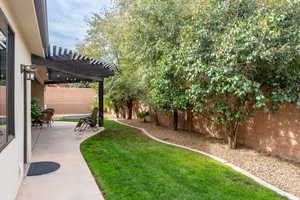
[120,119,300,197]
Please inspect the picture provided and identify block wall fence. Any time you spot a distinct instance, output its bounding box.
[45,87,96,114]
[123,102,300,163]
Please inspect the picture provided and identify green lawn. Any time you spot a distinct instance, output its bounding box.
[0,122,6,126]
[81,120,287,200]
[56,119,80,122]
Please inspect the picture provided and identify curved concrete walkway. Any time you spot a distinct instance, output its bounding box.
[16,122,105,200]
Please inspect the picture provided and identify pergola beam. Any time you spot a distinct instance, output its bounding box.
[32,54,112,81]
[49,57,113,75]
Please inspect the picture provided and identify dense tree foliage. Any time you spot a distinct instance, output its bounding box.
[78,0,300,148]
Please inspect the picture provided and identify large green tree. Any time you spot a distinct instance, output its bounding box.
[79,0,300,148]
[180,0,300,148]
[77,7,144,119]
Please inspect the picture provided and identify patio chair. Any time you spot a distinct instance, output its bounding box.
[45,108,55,125]
[36,110,54,128]
[32,118,42,128]
[74,108,98,132]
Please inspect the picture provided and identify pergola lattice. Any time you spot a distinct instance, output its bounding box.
[32,45,117,126]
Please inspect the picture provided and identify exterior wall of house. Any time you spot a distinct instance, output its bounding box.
[45,87,97,114]
[128,102,300,163]
[0,2,33,200]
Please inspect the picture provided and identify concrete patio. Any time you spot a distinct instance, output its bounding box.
[16,122,105,200]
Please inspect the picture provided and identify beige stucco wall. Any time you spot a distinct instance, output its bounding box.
[0,1,34,200]
[45,87,97,114]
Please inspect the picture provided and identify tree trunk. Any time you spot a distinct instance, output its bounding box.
[173,110,178,131]
[121,107,126,119]
[227,134,237,149]
[127,100,133,120]
[115,106,120,118]
[187,109,193,132]
[154,108,160,126]
[227,124,238,149]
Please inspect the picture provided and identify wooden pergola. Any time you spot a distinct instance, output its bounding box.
[32,45,117,127]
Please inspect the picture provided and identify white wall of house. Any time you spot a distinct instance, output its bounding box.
[0,1,34,200]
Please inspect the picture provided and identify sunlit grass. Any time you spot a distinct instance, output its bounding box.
[55,119,80,122]
[81,120,287,200]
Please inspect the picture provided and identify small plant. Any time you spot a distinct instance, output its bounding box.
[137,111,150,122]
[31,98,42,120]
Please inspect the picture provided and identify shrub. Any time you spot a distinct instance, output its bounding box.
[31,98,42,120]
[137,111,150,122]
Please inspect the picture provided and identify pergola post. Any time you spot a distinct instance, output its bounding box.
[98,80,104,127]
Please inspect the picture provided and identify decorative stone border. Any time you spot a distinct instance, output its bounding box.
[115,120,300,200]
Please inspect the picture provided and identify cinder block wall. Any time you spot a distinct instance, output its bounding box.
[45,87,96,114]
[128,102,300,163]
[239,104,300,162]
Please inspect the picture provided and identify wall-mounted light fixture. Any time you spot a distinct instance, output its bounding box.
[21,64,37,80]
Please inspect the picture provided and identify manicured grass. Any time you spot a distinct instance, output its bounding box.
[81,120,287,200]
[55,119,80,122]
[0,122,6,126]
[56,118,100,123]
